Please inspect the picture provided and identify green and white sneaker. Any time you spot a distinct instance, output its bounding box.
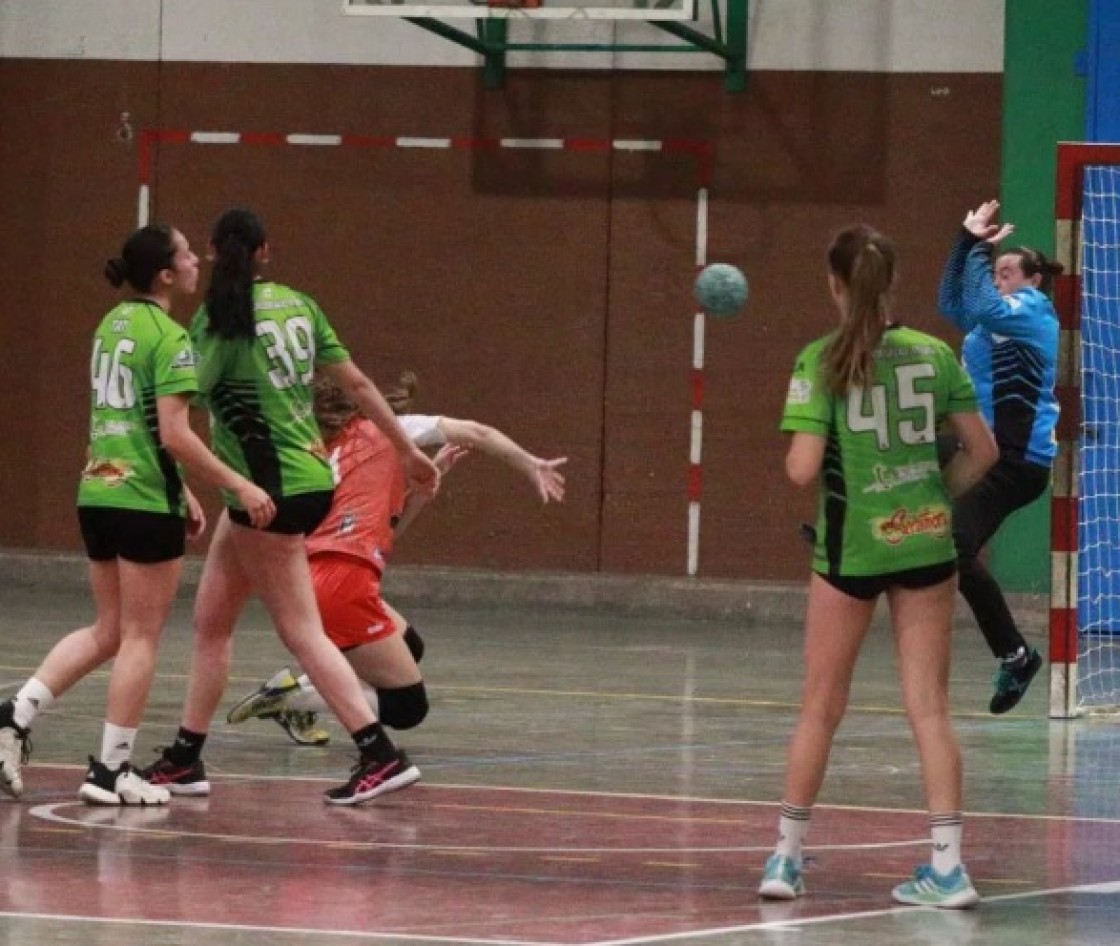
[892,864,980,909]
[226,668,300,724]
[758,854,806,900]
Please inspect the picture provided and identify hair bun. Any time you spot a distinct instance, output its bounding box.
[103,257,129,288]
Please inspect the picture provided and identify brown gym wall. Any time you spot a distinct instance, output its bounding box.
[0,61,1000,580]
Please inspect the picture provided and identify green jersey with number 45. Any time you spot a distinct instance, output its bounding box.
[77,300,199,515]
[781,325,978,577]
[189,282,350,508]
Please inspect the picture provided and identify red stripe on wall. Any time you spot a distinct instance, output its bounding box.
[690,368,704,410]
[688,464,702,502]
[340,134,398,149]
[1052,274,1080,330]
[1048,608,1078,663]
[1050,495,1078,553]
[1054,385,1082,442]
[242,132,286,146]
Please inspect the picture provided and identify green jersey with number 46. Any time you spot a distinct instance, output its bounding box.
[189,282,350,508]
[77,300,199,515]
[781,325,978,577]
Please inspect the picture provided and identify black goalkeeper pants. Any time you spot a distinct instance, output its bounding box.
[951,455,1051,659]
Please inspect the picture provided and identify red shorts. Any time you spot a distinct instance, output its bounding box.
[309,553,397,651]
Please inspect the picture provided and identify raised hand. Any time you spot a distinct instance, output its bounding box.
[528,456,567,504]
[963,200,1015,244]
[403,445,441,499]
[433,444,470,475]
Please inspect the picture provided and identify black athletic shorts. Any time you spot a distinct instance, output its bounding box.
[77,506,186,564]
[228,489,333,536]
[817,560,957,602]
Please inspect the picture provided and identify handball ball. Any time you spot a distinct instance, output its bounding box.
[694,263,748,318]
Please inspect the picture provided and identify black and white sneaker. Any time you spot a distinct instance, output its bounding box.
[139,750,211,796]
[990,647,1043,714]
[0,703,31,799]
[79,758,171,806]
[324,750,420,806]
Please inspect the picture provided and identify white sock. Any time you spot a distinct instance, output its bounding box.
[100,723,137,768]
[12,679,54,730]
[286,674,378,716]
[285,675,329,714]
[930,813,963,874]
[775,802,812,864]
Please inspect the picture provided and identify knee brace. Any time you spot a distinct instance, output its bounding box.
[377,681,429,730]
[403,625,425,663]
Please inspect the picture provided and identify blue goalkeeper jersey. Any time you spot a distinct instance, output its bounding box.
[937,230,1059,467]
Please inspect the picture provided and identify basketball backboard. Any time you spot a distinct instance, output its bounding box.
[344,0,696,22]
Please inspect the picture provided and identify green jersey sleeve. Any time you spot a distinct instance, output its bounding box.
[151,324,199,398]
[780,339,832,437]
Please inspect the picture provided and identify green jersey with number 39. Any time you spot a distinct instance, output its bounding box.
[77,300,199,515]
[781,325,978,577]
[189,282,349,508]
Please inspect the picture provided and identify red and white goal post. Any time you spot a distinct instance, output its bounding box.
[1050,142,1120,718]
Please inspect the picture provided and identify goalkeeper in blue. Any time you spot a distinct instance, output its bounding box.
[937,199,1062,714]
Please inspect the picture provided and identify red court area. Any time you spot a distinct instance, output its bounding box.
[2,769,1115,944]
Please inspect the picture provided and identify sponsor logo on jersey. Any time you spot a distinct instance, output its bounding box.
[862,460,940,494]
[787,378,813,405]
[91,420,135,439]
[337,512,357,536]
[170,348,197,370]
[871,505,949,545]
[81,457,134,488]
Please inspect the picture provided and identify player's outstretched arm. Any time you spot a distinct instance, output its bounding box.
[436,417,567,504]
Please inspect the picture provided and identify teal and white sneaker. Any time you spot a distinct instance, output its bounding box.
[758,854,806,900]
[892,864,980,909]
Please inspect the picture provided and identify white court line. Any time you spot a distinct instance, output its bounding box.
[0,912,555,946]
[590,880,1120,946]
[21,767,1120,825]
[29,802,929,855]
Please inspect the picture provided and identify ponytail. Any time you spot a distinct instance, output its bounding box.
[822,226,896,396]
[205,208,267,340]
[1004,246,1064,296]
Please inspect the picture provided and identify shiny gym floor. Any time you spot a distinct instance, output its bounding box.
[0,583,1117,946]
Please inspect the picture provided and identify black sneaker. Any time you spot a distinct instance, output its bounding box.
[324,750,420,806]
[989,648,1043,714]
[79,758,171,806]
[140,750,211,796]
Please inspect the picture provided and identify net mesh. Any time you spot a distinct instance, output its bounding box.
[1077,163,1120,712]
